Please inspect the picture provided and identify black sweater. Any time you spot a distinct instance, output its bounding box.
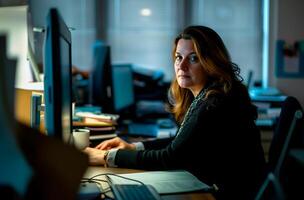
[115,84,266,199]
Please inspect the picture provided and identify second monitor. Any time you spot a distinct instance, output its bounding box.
[112,63,135,115]
[90,42,135,116]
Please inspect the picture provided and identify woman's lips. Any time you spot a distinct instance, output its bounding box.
[178,75,190,78]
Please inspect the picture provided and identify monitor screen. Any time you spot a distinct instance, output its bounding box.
[44,8,72,143]
[112,64,135,113]
[90,42,114,113]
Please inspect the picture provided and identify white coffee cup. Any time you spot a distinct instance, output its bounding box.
[73,129,90,150]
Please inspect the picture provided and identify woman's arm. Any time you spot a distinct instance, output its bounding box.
[114,101,215,170]
[142,137,174,150]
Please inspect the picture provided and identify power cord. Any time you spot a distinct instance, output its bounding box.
[81,173,146,200]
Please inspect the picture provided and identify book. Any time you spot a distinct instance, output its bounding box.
[107,170,211,194]
[89,133,117,141]
[76,112,119,121]
[73,121,113,127]
[87,126,116,133]
[75,112,119,126]
[88,126,117,138]
[81,117,118,126]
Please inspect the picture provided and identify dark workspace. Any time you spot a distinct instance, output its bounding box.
[1,0,304,200]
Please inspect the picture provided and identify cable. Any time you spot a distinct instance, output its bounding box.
[81,177,108,184]
[85,173,145,185]
[105,173,145,186]
[81,173,146,200]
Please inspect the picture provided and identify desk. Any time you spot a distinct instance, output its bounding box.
[15,83,45,132]
[84,166,215,200]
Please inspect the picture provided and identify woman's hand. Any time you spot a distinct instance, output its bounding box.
[95,137,136,150]
[83,147,107,165]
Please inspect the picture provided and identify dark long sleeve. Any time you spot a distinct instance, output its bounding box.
[115,85,266,199]
[142,137,173,150]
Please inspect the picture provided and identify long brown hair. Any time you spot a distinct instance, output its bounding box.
[168,26,242,124]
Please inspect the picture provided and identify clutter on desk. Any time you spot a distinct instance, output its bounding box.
[73,105,119,127]
[76,112,119,124]
[249,87,287,102]
[73,107,119,143]
[132,64,169,101]
[249,87,286,128]
[88,126,117,140]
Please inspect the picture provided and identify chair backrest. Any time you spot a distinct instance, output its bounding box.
[268,96,304,173]
[256,96,304,200]
[274,110,303,175]
[255,172,285,200]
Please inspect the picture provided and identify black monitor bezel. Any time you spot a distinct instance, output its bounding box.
[44,8,72,143]
[91,44,114,113]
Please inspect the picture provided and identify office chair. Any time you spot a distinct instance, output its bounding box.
[274,110,303,176]
[255,96,304,200]
[268,96,304,172]
[255,172,285,200]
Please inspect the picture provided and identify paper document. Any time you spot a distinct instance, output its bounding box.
[90,133,117,140]
[107,170,211,194]
[76,112,119,121]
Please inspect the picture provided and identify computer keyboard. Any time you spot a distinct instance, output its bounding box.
[111,184,162,200]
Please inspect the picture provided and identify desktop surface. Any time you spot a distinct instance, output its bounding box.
[83,166,215,200]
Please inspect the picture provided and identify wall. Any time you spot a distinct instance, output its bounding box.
[190,0,263,84]
[0,6,31,88]
[29,0,96,71]
[100,0,263,82]
[269,0,304,106]
[101,0,181,82]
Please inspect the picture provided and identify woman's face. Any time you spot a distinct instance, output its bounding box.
[174,39,207,97]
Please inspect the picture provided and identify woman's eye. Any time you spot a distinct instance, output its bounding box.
[175,55,182,63]
[189,55,198,64]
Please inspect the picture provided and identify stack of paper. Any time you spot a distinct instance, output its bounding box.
[107,170,211,194]
[74,112,119,127]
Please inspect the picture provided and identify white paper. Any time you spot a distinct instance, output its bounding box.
[107,170,210,194]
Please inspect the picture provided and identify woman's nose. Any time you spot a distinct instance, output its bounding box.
[179,58,188,71]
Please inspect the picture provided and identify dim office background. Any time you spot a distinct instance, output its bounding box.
[0,0,303,107]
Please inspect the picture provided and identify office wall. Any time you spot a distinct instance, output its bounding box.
[189,0,263,84]
[269,0,304,106]
[0,6,31,88]
[99,0,181,82]
[29,0,96,71]
[98,0,263,82]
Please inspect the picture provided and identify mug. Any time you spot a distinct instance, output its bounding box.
[73,129,90,150]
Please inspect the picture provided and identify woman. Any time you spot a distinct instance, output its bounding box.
[84,26,265,199]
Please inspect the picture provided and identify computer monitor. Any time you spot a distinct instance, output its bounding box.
[90,43,135,116]
[44,8,73,143]
[112,64,135,115]
[90,42,114,113]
